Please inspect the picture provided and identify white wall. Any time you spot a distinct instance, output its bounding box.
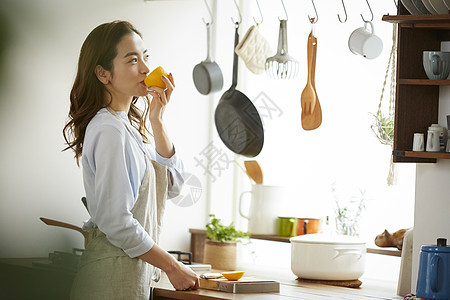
[0,0,210,257]
[412,79,450,291]
[413,160,450,291]
[220,0,415,245]
[0,0,422,281]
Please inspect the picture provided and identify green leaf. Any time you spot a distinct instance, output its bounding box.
[205,214,250,242]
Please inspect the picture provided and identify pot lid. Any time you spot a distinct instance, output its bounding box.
[421,238,450,253]
[290,233,366,245]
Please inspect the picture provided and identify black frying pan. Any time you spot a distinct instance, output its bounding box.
[214,24,264,157]
[193,23,223,95]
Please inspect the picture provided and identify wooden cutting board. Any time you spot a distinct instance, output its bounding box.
[200,277,280,293]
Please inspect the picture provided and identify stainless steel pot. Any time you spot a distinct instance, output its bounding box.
[290,234,366,280]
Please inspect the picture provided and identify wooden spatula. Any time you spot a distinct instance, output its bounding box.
[40,217,89,247]
[301,31,322,130]
[244,160,263,184]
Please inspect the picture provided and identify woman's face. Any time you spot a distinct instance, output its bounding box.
[106,32,150,101]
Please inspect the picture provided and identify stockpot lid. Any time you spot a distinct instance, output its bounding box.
[421,238,450,253]
[290,233,366,245]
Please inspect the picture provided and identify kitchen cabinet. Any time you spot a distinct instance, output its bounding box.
[382,7,450,163]
[0,258,75,300]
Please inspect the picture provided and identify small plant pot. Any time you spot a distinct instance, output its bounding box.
[203,239,237,270]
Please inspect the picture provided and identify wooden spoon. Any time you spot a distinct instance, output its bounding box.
[244,160,263,184]
[301,31,322,130]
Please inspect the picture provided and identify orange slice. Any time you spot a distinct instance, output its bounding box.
[144,66,169,88]
[221,271,245,281]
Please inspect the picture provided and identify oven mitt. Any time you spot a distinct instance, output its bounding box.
[235,25,272,75]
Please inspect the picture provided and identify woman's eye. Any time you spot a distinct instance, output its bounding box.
[144,55,150,61]
[129,58,138,63]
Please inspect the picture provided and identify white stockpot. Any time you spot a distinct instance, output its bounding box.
[290,234,366,280]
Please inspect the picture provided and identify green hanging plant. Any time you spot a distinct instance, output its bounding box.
[370,110,394,146]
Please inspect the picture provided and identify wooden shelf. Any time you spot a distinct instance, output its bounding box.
[399,79,450,85]
[366,247,402,257]
[382,10,450,163]
[382,14,450,26]
[189,228,291,243]
[189,229,401,262]
[382,14,450,22]
[393,150,450,160]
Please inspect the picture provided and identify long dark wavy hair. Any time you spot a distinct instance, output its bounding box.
[63,21,151,165]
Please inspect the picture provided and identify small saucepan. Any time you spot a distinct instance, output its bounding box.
[193,23,223,95]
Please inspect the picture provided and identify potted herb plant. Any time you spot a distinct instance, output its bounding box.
[203,214,250,270]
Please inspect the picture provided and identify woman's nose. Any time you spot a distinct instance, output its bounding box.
[141,61,150,74]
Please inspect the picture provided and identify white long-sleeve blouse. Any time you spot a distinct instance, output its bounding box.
[81,108,184,258]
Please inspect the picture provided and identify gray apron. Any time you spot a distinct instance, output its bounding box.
[71,109,168,300]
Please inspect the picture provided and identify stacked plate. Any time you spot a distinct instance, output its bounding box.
[401,0,450,14]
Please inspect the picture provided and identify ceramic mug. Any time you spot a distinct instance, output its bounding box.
[426,124,445,152]
[426,129,440,152]
[423,51,450,80]
[294,218,321,236]
[278,217,297,237]
[413,133,425,151]
[278,217,321,237]
[239,185,287,235]
[446,130,450,152]
[348,21,383,59]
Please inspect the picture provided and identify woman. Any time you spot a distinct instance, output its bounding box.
[63,20,199,299]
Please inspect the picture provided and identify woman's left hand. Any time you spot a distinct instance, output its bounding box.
[147,73,175,123]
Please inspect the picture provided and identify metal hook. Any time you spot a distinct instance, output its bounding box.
[202,0,214,25]
[253,0,263,25]
[278,0,288,21]
[308,0,318,24]
[360,0,374,22]
[231,0,242,25]
[337,0,347,23]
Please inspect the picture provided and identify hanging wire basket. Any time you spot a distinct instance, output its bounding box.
[370,111,394,146]
[371,24,397,147]
[370,23,398,186]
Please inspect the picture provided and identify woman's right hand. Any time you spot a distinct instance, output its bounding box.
[165,261,200,291]
[138,244,199,291]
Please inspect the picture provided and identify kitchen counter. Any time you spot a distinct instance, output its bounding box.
[0,258,402,300]
[154,267,402,300]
